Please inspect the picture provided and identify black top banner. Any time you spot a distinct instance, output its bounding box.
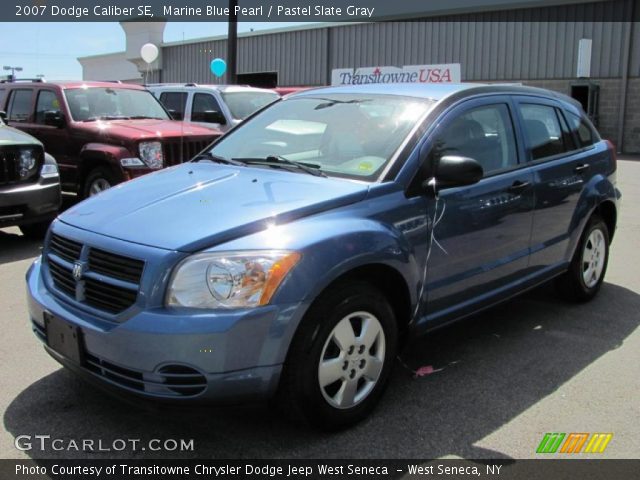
[4,0,637,22]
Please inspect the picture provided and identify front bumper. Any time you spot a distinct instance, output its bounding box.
[26,257,303,404]
[0,176,61,227]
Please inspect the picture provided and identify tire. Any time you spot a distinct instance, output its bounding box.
[83,167,118,198]
[19,221,50,239]
[277,281,398,430]
[556,215,610,302]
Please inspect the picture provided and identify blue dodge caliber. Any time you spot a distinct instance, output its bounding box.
[26,84,620,429]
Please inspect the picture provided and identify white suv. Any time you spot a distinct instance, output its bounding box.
[147,84,280,132]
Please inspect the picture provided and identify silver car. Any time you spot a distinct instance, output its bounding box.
[147,83,279,132]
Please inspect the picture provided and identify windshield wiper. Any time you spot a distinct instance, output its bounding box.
[128,116,164,120]
[192,152,247,167]
[313,98,371,110]
[235,155,327,177]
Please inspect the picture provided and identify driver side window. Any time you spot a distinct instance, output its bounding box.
[430,104,519,177]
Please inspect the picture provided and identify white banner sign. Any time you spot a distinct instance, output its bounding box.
[331,64,461,86]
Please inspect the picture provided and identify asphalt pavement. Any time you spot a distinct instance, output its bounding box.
[1,159,638,460]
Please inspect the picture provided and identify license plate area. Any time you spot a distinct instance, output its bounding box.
[44,312,84,365]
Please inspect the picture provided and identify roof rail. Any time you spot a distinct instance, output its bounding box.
[0,78,46,84]
[144,83,200,87]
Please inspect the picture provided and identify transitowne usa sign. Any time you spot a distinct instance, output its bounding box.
[331,64,461,85]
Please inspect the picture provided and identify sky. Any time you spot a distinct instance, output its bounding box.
[0,22,306,80]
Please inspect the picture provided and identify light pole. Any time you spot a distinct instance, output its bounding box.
[3,66,23,80]
[227,0,238,84]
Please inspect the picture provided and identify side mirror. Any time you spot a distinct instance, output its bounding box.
[0,110,6,122]
[429,155,483,189]
[44,110,65,128]
[168,109,183,121]
[197,110,226,125]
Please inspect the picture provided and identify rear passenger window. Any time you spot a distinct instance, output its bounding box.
[431,104,518,176]
[7,89,33,122]
[159,92,187,120]
[566,111,597,148]
[519,104,568,160]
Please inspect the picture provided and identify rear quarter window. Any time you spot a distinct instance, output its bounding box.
[566,111,598,148]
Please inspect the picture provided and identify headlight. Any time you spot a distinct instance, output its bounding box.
[19,149,38,179]
[167,251,301,309]
[138,141,163,169]
[40,163,59,178]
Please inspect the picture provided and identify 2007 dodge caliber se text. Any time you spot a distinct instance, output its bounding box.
[26,84,621,429]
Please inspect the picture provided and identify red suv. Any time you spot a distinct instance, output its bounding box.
[0,80,220,197]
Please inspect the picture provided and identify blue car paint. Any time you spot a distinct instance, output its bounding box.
[25,83,620,403]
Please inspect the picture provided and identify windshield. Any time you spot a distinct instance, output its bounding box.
[64,87,170,121]
[210,94,433,181]
[220,91,280,120]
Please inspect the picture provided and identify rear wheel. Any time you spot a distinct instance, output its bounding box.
[277,281,397,430]
[83,167,118,198]
[556,215,610,302]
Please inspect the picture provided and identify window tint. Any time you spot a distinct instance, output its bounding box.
[35,90,61,124]
[519,104,568,160]
[431,103,518,175]
[566,111,596,148]
[8,89,33,122]
[159,92,187,119]
[192,93,226,124]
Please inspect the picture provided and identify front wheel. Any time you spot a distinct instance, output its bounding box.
[556,215,610,302]
[83,167,118,198]
[277,281,397,430]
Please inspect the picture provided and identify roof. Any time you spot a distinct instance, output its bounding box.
[290,82,582,107]
[292,83,483,101]
[145,83,277,93]
[9,81,146,90]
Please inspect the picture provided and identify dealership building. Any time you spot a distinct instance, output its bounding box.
[78,0,639,152]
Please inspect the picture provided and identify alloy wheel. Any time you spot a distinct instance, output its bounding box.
[582,228,606,288]
[318,311,386,409]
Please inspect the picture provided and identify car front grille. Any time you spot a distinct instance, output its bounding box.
[50,234,82,263]
[88,247,144,283]
[163,138,215,166]
[0,146,43,185]
[46,234,144,316]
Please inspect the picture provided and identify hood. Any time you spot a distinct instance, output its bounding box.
[59,163,369,252]
[72,119,219,142]
[0,123,41,146]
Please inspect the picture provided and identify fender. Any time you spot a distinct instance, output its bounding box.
[79,143,131,163]
[565,172,617,262]
[222,214,423,366]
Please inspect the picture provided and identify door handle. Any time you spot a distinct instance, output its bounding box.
[508,180,531,193]
[574,163,590,174]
